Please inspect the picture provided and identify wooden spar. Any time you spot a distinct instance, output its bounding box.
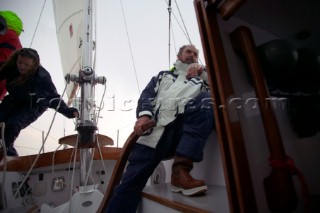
[193,1,257,212]
[58,133,114,148]
[219,0,247,21]
[230,26,298,212]
[97,120,155,212]
[205,0,247,21]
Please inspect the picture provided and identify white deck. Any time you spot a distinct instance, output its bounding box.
[140,183,229,213]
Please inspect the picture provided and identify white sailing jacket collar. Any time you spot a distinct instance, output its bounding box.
[173,60,189,74]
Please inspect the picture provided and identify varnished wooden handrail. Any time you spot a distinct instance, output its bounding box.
[194,1,257,213]
[219,0,246,20]
[97,120,155,212]
[230,26,298,212]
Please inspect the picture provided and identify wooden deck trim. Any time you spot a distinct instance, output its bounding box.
[0,147,122,171]
[194,1,258,212]
[142,191,211,213]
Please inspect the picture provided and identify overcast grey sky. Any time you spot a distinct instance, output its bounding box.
[0,0,204,155]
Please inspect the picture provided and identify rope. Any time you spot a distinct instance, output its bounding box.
[96,83,106,126]
[173,0,192,44]
[269,156,311,213]
[163,0,190,44]
[119,0,141,94]
[171,24,178,56]
[68,134,79,213]
[12,83,68,198]
[29,0,47,47]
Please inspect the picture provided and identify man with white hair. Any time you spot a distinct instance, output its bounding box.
[105,44,215,213]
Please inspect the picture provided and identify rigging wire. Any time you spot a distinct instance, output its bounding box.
[170,0,204,65]
[119,0,141,94]
[171,12,191,44]
[52,144,63,174]
[170,21,178,56]
[13,83,69,199]
[168,0,172,70]
[29,0,47,47]
[173,0,192,44]
[27,125,59,141]
[96,139,108,183]
[163,0,191,44]
[28,0,76,143]
[163,0,193,55]
[69,134,79,213]
[96,84,107,126]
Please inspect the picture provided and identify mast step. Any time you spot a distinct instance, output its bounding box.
[58,134,114,148]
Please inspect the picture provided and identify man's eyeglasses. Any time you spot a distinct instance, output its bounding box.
[19,48,39,59]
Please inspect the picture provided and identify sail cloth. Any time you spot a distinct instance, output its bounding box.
[52,0,84,106]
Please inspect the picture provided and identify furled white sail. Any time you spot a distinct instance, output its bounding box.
[52,0,83,105]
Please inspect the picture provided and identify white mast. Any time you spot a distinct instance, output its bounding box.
[78,0,96,187]
[80,0,94,125]
[45,0,106,212]
[65,0,105,188]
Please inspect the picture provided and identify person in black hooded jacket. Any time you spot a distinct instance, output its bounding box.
[0,48,79,156]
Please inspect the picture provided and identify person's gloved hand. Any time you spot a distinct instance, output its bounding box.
[65,107,79,118]
[73,110,79,118]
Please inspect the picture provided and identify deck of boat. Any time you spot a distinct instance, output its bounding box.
[140,183,229,213]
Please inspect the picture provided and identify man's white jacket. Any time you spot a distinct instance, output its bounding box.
[136,60,209,148]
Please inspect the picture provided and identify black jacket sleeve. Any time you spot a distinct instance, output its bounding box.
[136,73,159,118]
[35,67,78,118]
